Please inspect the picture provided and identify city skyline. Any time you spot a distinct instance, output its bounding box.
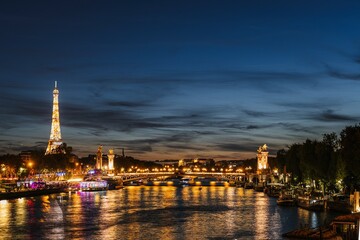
[1,1,360,160]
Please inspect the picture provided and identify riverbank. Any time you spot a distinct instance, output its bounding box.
[0,188,66,200]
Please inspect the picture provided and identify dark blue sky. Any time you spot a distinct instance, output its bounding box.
[1,1,360,160]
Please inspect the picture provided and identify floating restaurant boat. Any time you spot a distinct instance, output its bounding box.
[79,180,108,191]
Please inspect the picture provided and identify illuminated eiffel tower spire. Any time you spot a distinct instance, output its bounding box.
[45,81,64,155]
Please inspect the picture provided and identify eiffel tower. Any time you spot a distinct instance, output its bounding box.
[45,81,65,155]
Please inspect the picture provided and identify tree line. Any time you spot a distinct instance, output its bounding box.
[275,124,360,193]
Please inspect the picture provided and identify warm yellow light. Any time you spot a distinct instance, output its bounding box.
[28,162,33,168]
[68,178,82,182]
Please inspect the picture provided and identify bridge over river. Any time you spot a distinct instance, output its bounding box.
[113,172,246,182]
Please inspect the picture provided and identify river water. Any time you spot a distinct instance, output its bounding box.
[0,186,340,240]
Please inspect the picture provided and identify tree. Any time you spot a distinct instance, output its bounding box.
[285,144,302,183]
[275,149,286,173]
[340,124,360,176]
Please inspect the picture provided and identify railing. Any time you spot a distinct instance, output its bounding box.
[117,172,245,176]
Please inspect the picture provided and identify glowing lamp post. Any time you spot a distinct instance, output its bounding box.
[108,149,115,171]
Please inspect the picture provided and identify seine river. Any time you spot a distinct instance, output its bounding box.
[0,186,340,240]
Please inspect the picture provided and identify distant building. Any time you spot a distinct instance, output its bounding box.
[20,151,32,162]
[178,158,215,171]
[178,159,193,167]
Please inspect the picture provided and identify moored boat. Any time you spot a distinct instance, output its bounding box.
[297,192,325,211]
[236,181,245,188]
[180,177,191,186]
[105,178,123,190]
[266,183,284,197]
[244,182,254,189]
[254,182,265,192]
[277,190,296,206]
[327,194,352,213]
[192,177,230,187]
[0,187,65,200]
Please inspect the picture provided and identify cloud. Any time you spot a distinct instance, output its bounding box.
[275,100,340,110]
[163,144,205,151]
[328,69,360,81]
[0,142,45,154]
[0,67,345,159]
[242,110,270,118]
[216,143,258,152]
[214,70,317,82]
[326,64,360,81]
[354,55,360,64]
[312,109,357,122]
[106,100,151,108]
[85,69,319,90]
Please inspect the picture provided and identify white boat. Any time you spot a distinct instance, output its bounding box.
[80,180,108,191]
[180,177,191,186]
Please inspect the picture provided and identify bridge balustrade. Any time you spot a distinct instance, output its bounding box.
[114,172,246,182]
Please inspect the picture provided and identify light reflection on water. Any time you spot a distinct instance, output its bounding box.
[0,187,340,240]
